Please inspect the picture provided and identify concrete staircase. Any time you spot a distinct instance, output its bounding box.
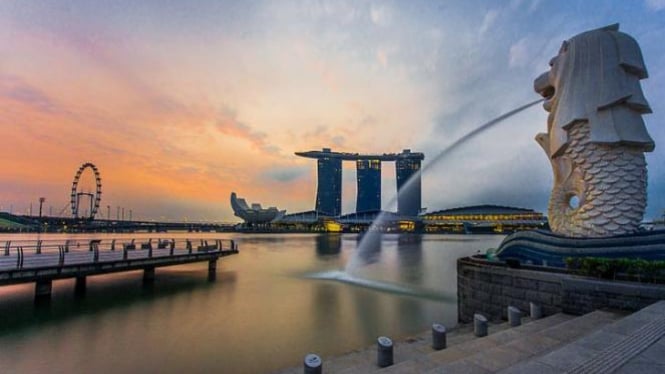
[503,300,665,373]
[275,301,665,373]
[400,310,621,373]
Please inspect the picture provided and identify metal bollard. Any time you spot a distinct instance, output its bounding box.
[432,323,447,350]
[303,353,322,374]
[530,302,542,319]
[508,306,522,327]
[377,336,393,368]
[474,313,488,337]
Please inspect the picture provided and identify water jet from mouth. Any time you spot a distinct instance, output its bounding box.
[345,98,545,275]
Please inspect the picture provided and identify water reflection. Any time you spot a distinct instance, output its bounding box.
[0,269,235,335]
[397,234,424,284]
[311,282,341,332]
[315,234,342,256]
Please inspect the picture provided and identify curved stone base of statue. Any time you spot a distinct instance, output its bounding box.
[495,229,665,267]
[543,123,647,238]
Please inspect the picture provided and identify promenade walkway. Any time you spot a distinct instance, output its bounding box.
[275,301,665,373]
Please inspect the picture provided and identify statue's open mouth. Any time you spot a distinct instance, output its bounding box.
[534,72,555,112]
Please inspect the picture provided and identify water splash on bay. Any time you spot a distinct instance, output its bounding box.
[303,270,453,302]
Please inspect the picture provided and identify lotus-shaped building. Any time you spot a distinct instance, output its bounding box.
[230,192,285,223]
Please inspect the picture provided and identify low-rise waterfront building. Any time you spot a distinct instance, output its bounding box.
[422,205,547,234]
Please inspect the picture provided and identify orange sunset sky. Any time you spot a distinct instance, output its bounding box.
[1,1,664,222]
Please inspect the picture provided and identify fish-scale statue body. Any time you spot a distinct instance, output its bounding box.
[534,24,654,237]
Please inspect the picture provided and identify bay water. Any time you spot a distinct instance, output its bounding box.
[0,232,502,373]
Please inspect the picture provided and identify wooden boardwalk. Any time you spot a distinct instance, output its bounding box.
[0,238,239,303]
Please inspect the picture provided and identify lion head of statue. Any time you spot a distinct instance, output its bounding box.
[534,24,654,159]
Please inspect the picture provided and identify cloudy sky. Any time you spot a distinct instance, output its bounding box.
[1,0,664,222]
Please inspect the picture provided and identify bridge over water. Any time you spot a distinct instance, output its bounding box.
[0,237,239,304]
[1,213,237,233]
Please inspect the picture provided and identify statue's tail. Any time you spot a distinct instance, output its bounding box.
[548,123,647,237]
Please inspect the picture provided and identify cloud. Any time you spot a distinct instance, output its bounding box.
[509,37,530,68]
[215,105,281,154]
[0,75,57,113]
[297,124,348,150]
[511,0,543,13]
[376,48,389,67]
[479,9,499,35]
[370,4,392,26]
[261,165,309,183]
[331,135,345,147]
[645,0,665,10]
[528,0,544,12]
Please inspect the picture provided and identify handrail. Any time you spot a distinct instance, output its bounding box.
[58,245,65,267]
[0,238,238,270]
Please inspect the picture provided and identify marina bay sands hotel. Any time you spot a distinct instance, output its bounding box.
[295,148,424,217]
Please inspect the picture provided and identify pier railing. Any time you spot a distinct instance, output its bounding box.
[0,237,239,303]
[0,238,237,270]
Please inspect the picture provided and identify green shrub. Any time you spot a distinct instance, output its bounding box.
[564,257,665,283]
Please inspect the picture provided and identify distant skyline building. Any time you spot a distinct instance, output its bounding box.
[396,151,422,216]
[315,149,342,216]
[295,148,424,216]
[356,159,381,213]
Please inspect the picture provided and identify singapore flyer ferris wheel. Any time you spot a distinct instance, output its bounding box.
[70,162,102,219]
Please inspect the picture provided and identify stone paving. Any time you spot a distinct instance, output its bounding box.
[274,301,665,373]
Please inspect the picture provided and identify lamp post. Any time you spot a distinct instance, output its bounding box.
[39,197,45,218]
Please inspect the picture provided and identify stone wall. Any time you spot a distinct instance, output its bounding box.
[457,256,665,323]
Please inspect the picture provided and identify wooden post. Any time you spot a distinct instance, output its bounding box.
[58,246,65,267]
[143,266,155,284]
[16,247,24,269]
[35,279,52,305]
[208,259,217,281]
[75,276,86,296]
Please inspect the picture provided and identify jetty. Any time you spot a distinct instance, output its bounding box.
[0,237,239,303]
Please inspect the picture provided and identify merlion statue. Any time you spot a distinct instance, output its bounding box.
[534,24,654,237]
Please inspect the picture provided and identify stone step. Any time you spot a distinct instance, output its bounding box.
[310,320,514,374]
[272,310,623,374]
[422,310,624,373]
[329,313,571,373]
[502,301,665,373]
[338,323,510,374]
